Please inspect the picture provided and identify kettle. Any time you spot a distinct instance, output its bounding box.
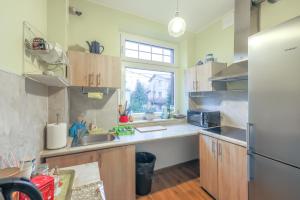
[86,41,104,54]
[0,177,42,200]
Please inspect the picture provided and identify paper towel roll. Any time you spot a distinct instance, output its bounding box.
[47,123,67,150]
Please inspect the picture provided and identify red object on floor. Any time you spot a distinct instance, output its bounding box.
[119,115,129,123]
[19,175,54,200]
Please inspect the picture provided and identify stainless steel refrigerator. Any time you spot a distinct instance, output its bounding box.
[248,16,300,200]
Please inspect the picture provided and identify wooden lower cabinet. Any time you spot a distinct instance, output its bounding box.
[200,135,218,198]
[218,140,247,200]
[199,135,247,200]
[45,145,135,200]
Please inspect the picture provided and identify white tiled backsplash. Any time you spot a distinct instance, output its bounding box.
[189,91,248,129]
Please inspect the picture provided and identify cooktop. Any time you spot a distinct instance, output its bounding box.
[205,126,246,142]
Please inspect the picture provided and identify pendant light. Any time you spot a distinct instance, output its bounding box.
[168,0,186,37]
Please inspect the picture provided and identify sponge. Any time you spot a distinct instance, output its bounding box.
[88,92,103,99]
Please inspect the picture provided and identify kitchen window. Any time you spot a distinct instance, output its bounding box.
[125,67,175,114]
[124,40,175,64]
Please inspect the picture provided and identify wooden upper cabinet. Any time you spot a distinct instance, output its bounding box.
[185,62,226,92]
[68,51,121,88]
[68,51,89,87]
[97,55,121,88]
[185,67,197,92]
[217,140,248,200]
[200,135,218,199]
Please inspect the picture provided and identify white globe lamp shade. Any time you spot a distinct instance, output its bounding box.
[168,16,186,37]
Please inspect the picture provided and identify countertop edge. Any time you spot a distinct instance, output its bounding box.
[40,125,247,159]
[40,130,200,158]
[199,129,247,147]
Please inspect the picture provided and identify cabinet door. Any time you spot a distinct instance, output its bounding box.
[45,145,136,200]
[200,135,218,199]
[218,140,247,200]
[88,53,100,87]
[196,64,212,92]
[68,51,90,87]
[95,55,121,88]
[100,145,135,200]
[185,67,197,92]
[45,150,101,169]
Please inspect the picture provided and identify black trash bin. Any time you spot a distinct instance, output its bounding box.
[136,152,156,196]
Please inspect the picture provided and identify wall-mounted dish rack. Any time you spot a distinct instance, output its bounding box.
[24,22,68,65]
[23,21,69,87]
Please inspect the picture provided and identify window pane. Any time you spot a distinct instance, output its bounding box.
[152,54,163,62]
[125,41,138,50]
[139,44,151,52]
[125,49,138,58]
[163,49,171,56]
[124,40,174,64]
[163,56,171,63]
[139,52,151,60]
[152,47,163,54]
[125,68,174,114]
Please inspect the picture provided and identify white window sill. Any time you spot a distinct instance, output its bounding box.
[118,118,186,127]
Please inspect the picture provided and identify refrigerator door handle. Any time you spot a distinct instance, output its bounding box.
[247,122,255,153]
[247,153,255,181]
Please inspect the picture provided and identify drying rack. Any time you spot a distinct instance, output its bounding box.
[23,21,68,65]
[23,21,69,87]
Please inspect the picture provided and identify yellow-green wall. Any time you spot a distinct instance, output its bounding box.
[0,0,47,75]
[68,0,194,57]
[68,0,196,113]
[195,0,300,66]
[1,0,299,112]
[47,0,69,50]
[195,14,234,65]
[261,0,300,30]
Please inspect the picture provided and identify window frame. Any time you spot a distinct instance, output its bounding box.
[121,61,177,118]
[120,33,178,68]
[124,40,175,64]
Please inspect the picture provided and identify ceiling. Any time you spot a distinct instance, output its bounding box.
[89,0,234,33]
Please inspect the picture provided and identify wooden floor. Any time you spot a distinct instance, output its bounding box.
[137,160,213,200]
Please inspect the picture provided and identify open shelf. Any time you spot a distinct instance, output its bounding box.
[24,74,69,87]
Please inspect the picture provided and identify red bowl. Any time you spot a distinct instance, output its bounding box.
[119,115,129,123]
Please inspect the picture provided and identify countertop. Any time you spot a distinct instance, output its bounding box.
[200,127,247,147]
[41,123,202,158]
[40,123,247,158]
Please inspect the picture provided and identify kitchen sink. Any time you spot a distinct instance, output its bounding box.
[72,133,118,147]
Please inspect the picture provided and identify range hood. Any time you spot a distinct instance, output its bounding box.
[210,59,248,82]
[210,0,260,82]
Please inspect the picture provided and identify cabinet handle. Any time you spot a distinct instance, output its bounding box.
[212,141,216,159]
[96,73,99,86]
[218,143,222,161]
[97,73,101,86]
[99,154,102,168]
[88,74,92,86]
[193,81,196,90]
[91,73,94,85]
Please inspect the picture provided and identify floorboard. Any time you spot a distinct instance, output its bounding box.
[136,160,213,200]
